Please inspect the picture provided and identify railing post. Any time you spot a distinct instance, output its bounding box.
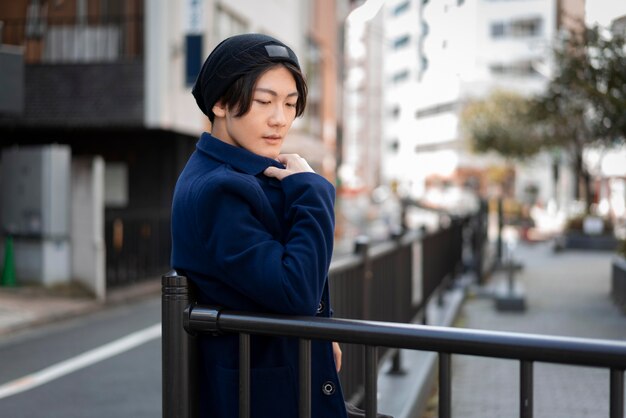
[389,229,405,375]
[610,368,624,418]
[239,333,251,418]
[439,353,451,418]
[365,345,378,418]
[162,270,198,418]
[355,236,372,320]
[520,361,533,418]
[299,339,312,418]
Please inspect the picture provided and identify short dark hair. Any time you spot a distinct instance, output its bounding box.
[210,61,307,123]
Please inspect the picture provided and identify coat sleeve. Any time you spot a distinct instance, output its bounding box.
[195,170,335,316]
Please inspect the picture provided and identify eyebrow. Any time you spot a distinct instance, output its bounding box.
[255,87,299,98]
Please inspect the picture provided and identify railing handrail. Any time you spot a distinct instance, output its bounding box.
[186,305,626,370]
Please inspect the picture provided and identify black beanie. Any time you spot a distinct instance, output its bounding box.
[192,33,301,120]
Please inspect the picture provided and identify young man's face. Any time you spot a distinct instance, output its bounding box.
[211,65,299,159]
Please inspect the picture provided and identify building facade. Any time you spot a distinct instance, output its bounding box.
[381,0,585,209]
[0,0,347,296]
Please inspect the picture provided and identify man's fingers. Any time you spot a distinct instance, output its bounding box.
[266,154,313,180]
[333,342,342,372]
[276,154,302,164]
[263,166,281,179]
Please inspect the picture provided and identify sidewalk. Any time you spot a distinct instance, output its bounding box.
[450,241,625,418]
[0,279,161,337]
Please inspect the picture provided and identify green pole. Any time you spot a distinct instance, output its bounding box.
[2,235,16,287]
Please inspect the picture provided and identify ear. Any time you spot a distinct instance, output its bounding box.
[212,101,227,118]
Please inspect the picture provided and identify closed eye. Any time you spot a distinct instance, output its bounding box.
[255,99,270,105]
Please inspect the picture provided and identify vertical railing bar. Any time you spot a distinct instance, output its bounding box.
[439,352,451,418]
[520,360,533,418]
[162,272,197,418]
[239,333,250,418]
[299,339,312,418]
[610,368,624,418]
[365,345,378,418]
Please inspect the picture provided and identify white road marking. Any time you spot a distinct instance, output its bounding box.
[0,323,161,400]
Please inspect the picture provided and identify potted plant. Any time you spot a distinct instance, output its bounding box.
[558,214,618,251]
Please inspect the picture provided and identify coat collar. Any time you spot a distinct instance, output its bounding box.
[196,132,285,175]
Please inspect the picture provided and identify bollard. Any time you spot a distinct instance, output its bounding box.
[1,235,16,287]
[496,197,504,267]
[494,242,526,312]
[162,270,198,418]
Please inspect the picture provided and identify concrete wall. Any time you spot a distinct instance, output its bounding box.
[71,156,105,300]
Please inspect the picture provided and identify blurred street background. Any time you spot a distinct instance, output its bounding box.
[1,0,626,417]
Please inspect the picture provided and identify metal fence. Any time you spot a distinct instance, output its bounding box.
[105,209,170,287]
[162,209,490,416]
[163,272,626,418]
[328,216,471,401]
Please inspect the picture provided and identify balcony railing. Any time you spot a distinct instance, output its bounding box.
[0,14,143,63]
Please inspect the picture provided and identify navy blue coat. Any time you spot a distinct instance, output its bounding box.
[171,133,348,418]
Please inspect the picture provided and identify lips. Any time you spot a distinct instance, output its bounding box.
[263,134,282,140]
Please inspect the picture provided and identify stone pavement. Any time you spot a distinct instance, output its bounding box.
[449,242,626,418]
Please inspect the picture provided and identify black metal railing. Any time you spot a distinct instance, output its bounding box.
[326,214,473,400]
[162,272,626,418]
[0,14,143,63]
[161,207,488,414]
[161,208,485,409]
[105,209,170,287]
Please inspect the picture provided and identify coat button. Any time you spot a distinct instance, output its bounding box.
[322,381,335,395]
[317,301,325,314]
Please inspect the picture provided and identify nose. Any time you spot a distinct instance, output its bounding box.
[268,104,287,127]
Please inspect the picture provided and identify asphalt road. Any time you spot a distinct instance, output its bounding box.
[0,296,162,418]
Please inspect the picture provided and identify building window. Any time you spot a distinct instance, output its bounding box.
[489,60,538,76]
[105,162,128,208]
[392,70,410,83]
[490,17,542,39]
[415,101,456,119]
[393,34,410,49]
[510,17,542,37]
[393,1,410,16]
[491,22,505,38]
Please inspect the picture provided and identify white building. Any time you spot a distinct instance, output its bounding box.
[381,0,566,205]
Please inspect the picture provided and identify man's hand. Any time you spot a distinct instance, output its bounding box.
[333,342,342,372]
[264,154,314,181]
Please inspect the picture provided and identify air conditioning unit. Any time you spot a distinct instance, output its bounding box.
[1,145,71,285]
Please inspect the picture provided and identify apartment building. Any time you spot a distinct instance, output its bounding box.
[381,0,585,206]
[0,0,346,296]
